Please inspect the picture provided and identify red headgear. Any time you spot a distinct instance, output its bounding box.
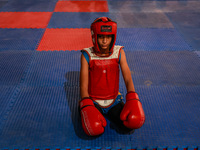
[90,17,117,54]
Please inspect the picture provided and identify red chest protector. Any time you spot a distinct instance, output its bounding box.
[83,45,123,101]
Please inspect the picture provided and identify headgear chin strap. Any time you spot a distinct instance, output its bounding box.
[90,17,117,54]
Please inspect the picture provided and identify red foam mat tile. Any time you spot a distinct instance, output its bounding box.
[37,28,93,51]
[54,1,109,12]
[0,12,52,28]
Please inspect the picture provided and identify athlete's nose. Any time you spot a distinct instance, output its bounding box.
[102,36,107,43]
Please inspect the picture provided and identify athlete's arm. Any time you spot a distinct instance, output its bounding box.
[119,49,135,92]
[119,50,145,129]
[80,54,90,99]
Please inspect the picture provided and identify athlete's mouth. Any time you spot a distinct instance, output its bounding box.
[101,45,108,48]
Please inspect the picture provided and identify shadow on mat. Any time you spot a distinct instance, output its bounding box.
[64,71,99,140]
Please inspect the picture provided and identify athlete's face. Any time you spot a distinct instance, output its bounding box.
[97,35,112,52]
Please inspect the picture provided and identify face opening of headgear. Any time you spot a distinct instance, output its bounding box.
[90,17,117,55]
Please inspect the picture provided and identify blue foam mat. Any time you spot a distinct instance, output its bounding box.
[0,0,200,148]
[48,12,173,28]
[0,29,45,51]
[0,86,16,123]
[132,86,200,147]
[0,0,58,12]
[166,25,200,51]
[23,51,81,87]
[112,12,173,28]
[116,28,192,51]
[108,1,159,13]
[48,12,110,29]
[0,1,8,9]
[125,51,200,86]
[108,1,200,13]
[21,51,200,88]
[0,50,33,130]
[166,12,200,50]
[0,50,33,86]
[0,51,199,148]
[195,51,200,58]
[175,27,200,51]
[167,12,200,29]
[0,85,199,148]
[0,86,130,148]
[156,1,200,12]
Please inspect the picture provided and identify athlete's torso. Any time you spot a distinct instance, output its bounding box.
[82,45,123,107]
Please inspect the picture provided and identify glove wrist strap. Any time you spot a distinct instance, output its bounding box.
[79,97,94,109]
[126,91,139,101]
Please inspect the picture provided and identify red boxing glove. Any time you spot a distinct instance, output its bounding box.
[79,97,107,136]
[120,92,145,129]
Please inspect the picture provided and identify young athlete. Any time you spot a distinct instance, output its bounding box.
[79,17,145,136]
